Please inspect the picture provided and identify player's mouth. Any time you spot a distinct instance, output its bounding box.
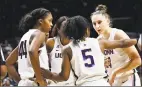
[97,29,102,33]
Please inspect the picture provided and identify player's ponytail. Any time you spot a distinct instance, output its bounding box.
[19,13,34,32]
[95,4,107,13]
[19,8,51,32]
[90,4,112,27]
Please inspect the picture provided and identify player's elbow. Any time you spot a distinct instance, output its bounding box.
[137,58,141,66]
[59,73,69,81]
[29,50,34,55]
[133,57,141,67]
[63,76,69,81]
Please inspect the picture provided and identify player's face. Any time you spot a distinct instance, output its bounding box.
[41,13,53,33]
[58,21,66,39]
[58,21,70,44]
[91,14,110,35]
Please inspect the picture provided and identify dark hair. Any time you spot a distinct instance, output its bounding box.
[64,15,90,44]
[51,16,68,37]
[19,8,51,32]
[91,4,112,27]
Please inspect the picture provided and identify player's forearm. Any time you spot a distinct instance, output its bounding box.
[6,65,21,82]
[121,39,137,48]
[114,58,141,75]
[50,73,68,82]
[29,52,43,82]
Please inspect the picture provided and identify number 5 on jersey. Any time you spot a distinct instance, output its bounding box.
[18,40,27,59]
[81,48,95,67]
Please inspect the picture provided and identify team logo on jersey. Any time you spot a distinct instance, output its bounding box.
[56,45,60,51]
[56,45,60,48]
[104,49,114,55]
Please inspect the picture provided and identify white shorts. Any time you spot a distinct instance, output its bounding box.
[48,80,75,86]
[18,79,38,86]
[113,73,141,86]
[80,78,110,86]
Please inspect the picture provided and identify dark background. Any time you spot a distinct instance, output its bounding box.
[0,0,142,42]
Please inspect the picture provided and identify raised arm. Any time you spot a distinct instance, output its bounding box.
[99,39,137,50]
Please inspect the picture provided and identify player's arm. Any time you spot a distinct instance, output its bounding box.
[6,46,21,83]
[111,30,141,75]
[29,31,47,85]
[46,38,55,53]
[99,39,137,50]
[46,38,55,71]
[41,46,71,82]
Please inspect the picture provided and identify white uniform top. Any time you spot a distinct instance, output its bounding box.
[18,29,49,79]
[0,45,5,62]
[138,34,141,51]
[49,36,75,86]
[69,38,106,85]
[98,28,134,78]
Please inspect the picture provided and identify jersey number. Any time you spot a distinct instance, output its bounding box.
[18,40,27,59]
[81,48,95,67]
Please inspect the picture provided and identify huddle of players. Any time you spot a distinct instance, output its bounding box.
[1,4,141,86]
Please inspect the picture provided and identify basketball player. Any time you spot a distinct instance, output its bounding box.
[0,45,7,86]
[137,34,142,51]
[46,16,75,86]
[91,4,141,86]
[6,8,53,86]
[40,16,138,86]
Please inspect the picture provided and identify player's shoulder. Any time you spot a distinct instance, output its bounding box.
[46,37,55,53]
[113,28,130,39]
[63,45,72,60]
[86,37,98,42]
[47,37,55,43]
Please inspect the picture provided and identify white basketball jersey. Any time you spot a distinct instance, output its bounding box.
[18,29,49,79]
[98,28,133,78]
[69,38,106,85]
[49,36,75,86]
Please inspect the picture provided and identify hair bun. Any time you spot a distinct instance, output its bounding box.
[95,4,107,13]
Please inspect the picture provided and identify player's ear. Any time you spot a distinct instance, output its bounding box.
[86,28,90,37]
[38,19,43,24]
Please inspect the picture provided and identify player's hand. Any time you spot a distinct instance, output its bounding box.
[37,80,47,86]
[104,57,111,68]
[35,78,47,86]
[41,68,53,79]
[108,72,116,86]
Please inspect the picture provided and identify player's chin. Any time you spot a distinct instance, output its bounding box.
[45,28,51,33]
